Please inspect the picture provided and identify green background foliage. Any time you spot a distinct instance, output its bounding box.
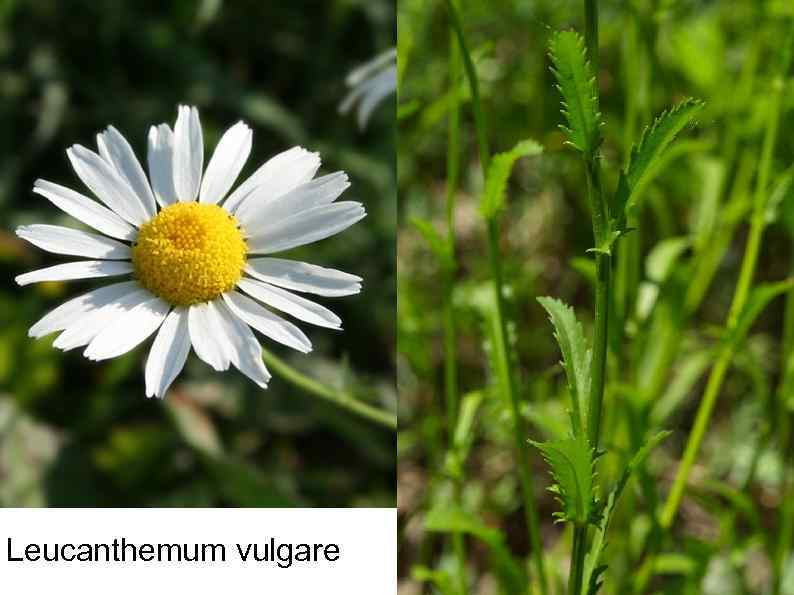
[0,0,395,507]
[398,0,794,593]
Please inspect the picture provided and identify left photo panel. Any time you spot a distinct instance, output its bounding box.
[0,0,395,520]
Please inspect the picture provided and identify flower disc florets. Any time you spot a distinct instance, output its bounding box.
[132,202,246,306]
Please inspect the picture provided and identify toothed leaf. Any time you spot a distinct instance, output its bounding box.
[612,99,704,229]
[583,431,671,594]
[480,139,543,220]
[532,434,594,525]
[549,31,602,156]
[537,297,590,436]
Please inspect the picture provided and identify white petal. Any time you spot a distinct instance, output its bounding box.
[52,286,152,351]
[33,179,136,241]
[145,307,190,398]
[245,202,366,254]
[15,260,133,286]
[147,124,177,207]
[173,105,203,202]
[96,126,157,219]
[188,301,230,371]
[222,290,311,353]
[237,278,341,329]
[214,300,271,388]
[236,172,349,230]
[16,225,130,260]
[83,296,170,361]
[66,144,149,226]
[355,66,397,129]
[199,121,252,204]
[344,48,397,88]
[340,65,397,130]
[245,258,361,297]
[28,280,139,338]
[224,146,320,214]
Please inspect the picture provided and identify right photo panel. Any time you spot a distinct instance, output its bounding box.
[398,1,794,594]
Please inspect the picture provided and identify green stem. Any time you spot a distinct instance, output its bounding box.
[570,525,588,595]
[659,344,732,528]
[584,0,599,74]
[445,0,489,170]
[588,250,610,451]
[581,0,609,473]
[570,2,609,594]
[773,241,794,595]
[446,2,548,591]
[776,470,794,595]
[261,348,397,430]
[445,9,466,593]
[658,28,787,531]
[487,221,548,594]
[445,0,461,434]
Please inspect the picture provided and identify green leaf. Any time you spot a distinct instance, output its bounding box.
[651,350,713,425]
[411,217,454,271]
[425,507,527,594]
[452,390,483,452]
[531,433,594,525]
[766,165,794,226]
[479,139,543,220]
[646,237,691,284]
[549,31,602,155]
[587,228,624,257]
[166,394,224,457]
[583,431,671,594]
[725,279,794,348]
[410,566,457,595]
[537,297,591,436]
[613,99,704,228]
[445,391,484,478]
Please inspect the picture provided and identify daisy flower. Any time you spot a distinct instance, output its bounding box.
[339,48,397,130]
[16,105,366,398]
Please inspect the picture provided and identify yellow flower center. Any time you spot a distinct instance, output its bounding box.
[132,202,246,306]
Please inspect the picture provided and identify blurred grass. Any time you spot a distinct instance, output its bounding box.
[0,0,395,507]
[398,0,794,593]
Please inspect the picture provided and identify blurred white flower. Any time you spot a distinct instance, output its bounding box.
[16,105,365,398]
[340,48,396,130]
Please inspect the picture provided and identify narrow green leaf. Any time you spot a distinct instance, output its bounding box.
[646,237,691,284]
[411,217,454,271]
[726,279,794,348]
[583,431,671,594]
[425,507,527,594]
[549,31,602,155]
[766,165,794,226]
[651,350,713,425]
[479,139,543,220]
[411,566,457,595]
[452,390,484,451]
[445,390,484,479]
[635,237,692,321]
[531,433,594,525]
[537,297,591,436]
[613,98,705,227]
